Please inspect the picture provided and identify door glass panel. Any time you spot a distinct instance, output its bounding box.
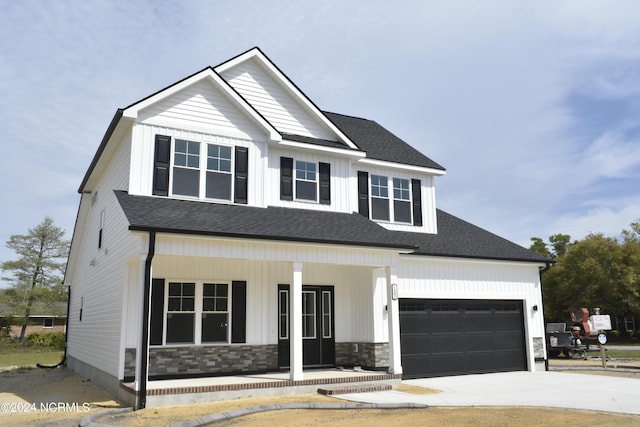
[322,291,332,338]
[279,290,289,339]
[302,291,316,339]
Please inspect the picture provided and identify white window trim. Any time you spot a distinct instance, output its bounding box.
[370,174,414,225]
[161,280,232,346]
[294,160,319,203]
[392,177,412,224]
[169,138,235,202]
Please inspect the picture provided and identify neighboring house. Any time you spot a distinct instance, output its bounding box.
[0,303,67,338]
[64,47,551,406]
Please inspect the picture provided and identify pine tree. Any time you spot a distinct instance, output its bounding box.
[1,217,69,342]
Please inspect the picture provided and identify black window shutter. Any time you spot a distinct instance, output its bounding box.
[231,281,247,343]
[234,146,249,204]
[153,135,171,196]
[357,171,369,217]
[280,157,293,201]
[150,279,165,345]
[411,179,423,226]
[319,162,331,205]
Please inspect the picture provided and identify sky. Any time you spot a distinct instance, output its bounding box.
[1,1,640,285]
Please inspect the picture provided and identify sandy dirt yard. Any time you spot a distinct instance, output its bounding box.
[1,365,640,426]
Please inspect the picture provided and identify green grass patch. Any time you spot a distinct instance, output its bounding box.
[0,344,63,368]
[606,349,640,359]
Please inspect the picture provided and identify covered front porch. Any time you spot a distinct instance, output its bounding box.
[125,232,409,408]
[120,367,401,407]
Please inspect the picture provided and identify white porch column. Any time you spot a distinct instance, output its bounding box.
[386,266,402,374]
[290,262,304,381]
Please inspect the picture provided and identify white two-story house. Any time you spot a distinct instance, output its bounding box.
[64,47,551,408]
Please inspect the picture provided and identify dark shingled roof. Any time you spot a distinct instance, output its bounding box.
[115,192,548,263]
[114,191,415,250]
[323,112,446,171]
[395,210,550,263]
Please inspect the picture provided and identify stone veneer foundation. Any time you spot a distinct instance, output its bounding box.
[125,344,278,378]
[335,342,389,370]
[125,342,389,378]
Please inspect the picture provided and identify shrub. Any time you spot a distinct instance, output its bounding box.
[25,332,65,350]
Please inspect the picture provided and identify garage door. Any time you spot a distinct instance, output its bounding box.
[399,299,527,379]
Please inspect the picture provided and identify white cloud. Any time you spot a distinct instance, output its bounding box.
[3,0,640,280]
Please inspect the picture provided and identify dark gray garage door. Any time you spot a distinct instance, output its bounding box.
[399,299,527,379]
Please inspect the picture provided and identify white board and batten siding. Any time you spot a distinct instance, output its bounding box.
[67,133,143,378]
[220,58,338,141]
[266,147,352,211]
[138,255,386,348]
[356,166,438,234]
[154,235,400,268]
[128,123,267,206]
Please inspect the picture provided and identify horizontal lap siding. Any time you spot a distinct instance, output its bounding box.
[221,59,336,140]
[138,80,264,140]
[67,134,141,377]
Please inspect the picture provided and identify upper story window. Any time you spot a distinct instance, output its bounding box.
[206,145,232,200]
[173,139,201,197]
[153,135,248,204]
[172,139,233,200]
[357,171,423,226]
[393,178,411,223]
[280,157,331,205]
[295,161,317,201]
[370,175,389,221]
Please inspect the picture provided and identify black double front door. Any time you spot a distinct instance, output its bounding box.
[278,285,335,368]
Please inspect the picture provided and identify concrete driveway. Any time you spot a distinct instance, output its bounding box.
[335,371,640,415]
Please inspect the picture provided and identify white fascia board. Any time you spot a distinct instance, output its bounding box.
[401,253,547,269]
[215,48,357,150]
[82,117,134,192]
[122,68,281,142]
[278,139,366,159]
[64,193,93,287]
[358,158,447,176]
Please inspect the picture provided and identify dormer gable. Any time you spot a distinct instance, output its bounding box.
[123,67,281,143]
[215,47,357,150]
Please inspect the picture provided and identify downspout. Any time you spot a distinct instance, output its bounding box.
[137,231,156,410]
[37,285,71,369]
[539,260,554,371]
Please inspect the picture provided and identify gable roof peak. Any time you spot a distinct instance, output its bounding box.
[215,47,358,150]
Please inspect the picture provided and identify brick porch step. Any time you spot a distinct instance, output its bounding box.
[317,383,392,395]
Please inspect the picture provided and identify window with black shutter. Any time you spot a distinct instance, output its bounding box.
[153,135,171,196]
[280,157,293,201]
